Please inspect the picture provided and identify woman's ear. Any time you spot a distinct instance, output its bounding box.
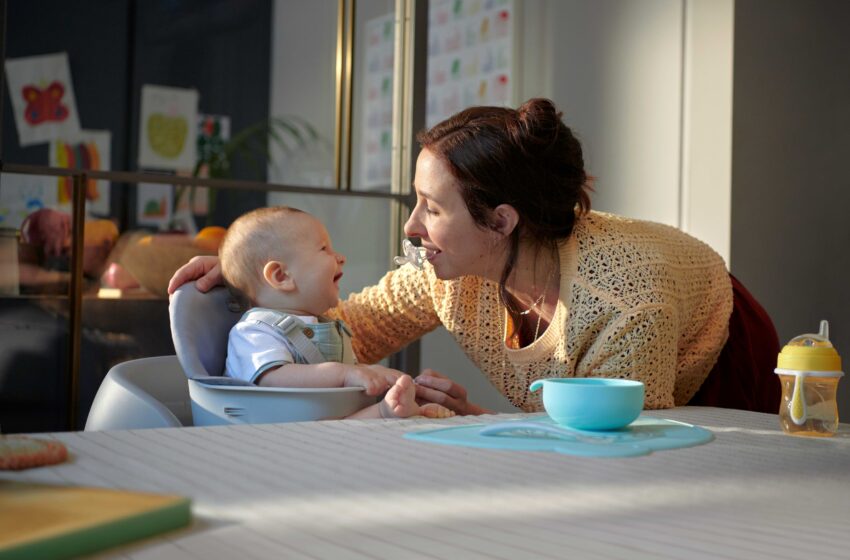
[490,204,520,237]
[262,260,295,292]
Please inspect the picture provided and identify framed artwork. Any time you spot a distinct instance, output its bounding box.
[138,85,198,171]
[136,182,173,228]
[49,130,112,216]
[427,0,514,127]
[5,52,82,146]
[0,173,56,229]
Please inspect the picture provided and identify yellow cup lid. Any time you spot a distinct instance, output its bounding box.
[776,320,843,372]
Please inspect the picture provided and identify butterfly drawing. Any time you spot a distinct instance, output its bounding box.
[22,81,69,125]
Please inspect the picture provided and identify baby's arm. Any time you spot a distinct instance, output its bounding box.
[257,362,402,396]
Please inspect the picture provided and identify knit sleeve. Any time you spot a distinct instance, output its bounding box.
[575,303,678,409]
[327,264,442,364]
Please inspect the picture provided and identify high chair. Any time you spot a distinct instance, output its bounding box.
[169,283,373,426]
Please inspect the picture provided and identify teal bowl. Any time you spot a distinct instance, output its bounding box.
[529,378,645,431]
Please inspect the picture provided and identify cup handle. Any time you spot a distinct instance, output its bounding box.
[789,374,807,426]
[529,380,544,392]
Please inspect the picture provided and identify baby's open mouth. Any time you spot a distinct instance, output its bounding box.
[333,272,343,284]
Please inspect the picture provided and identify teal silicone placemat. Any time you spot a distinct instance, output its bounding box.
[405,415,714,458]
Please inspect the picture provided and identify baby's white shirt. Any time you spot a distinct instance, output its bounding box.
[226,312,319,383]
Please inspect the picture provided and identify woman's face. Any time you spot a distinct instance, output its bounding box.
[404,149,497,280]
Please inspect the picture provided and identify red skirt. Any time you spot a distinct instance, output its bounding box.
[688,274,781,413]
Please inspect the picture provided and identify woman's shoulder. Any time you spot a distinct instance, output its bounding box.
[571,210,730,306]
[575,210,725,262]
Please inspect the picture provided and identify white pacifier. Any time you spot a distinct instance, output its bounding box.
[393,239,428,270]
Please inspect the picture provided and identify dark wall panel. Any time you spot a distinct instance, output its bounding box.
[129,0,271,225]
[3,0,131,180]
[2,0,271,228]
[731,0,850,418]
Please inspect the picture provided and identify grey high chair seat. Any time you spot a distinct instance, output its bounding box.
[169,283,373,426]
[85,356,192,430]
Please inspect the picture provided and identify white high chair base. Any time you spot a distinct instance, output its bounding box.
[85,356,192,431]
[188,379,376,426]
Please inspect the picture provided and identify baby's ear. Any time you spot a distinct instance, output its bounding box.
[262,260,295,292]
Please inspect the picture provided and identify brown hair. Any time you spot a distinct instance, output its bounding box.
[219,206,305,305]
[417,98,592,323]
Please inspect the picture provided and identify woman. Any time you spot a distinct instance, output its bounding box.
[169,98,780,415]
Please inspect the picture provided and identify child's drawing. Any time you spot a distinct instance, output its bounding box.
[0,173,57,229]
[138,85,198,171]
[5,52,82,146]
[50,130,112,216]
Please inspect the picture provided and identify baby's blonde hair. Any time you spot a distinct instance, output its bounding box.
[219,206,305,304]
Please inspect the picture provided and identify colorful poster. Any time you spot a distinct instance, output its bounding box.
[136,182,172,228]
[0,173,56,230]
[138,85,198,171]
[197,113,230,168]
[49,129,112,217]
[360,14,395,189]
[426,0,514,127]
[5,52,82,147]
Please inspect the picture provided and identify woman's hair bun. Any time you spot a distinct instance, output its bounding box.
[517,97,560,122]
[513,98,564,151]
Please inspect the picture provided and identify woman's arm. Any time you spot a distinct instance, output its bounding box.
[329,265,443,363]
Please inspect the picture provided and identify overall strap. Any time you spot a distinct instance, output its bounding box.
[243,310,326,365]
[337,321,357,365]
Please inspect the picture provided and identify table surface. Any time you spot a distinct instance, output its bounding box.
[3,407,850,560]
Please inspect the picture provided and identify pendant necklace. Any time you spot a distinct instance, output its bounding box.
[531,286,547,342]
[513,267,555,317]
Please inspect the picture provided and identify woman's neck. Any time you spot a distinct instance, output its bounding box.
[503,242,560,310]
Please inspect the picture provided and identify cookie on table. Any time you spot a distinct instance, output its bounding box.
[0,435,68,470]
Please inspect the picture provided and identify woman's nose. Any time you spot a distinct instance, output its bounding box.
[403,211,423,239]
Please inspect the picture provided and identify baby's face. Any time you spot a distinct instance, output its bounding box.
[284,214,346,315]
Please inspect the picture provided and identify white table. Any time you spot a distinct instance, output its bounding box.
[4,407,850,559]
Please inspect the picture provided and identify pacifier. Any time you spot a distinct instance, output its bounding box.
[393,239,428,270]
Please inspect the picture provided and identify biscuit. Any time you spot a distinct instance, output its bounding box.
[0,435,68,470]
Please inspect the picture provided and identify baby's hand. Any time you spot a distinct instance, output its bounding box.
[343,365,402,396]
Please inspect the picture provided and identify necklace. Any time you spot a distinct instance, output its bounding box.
[513,267,555,316]
[532,284,548,342]
[518,291,546,316]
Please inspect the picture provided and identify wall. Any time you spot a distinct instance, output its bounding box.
[731,0,850,419]
[547,0,685,228]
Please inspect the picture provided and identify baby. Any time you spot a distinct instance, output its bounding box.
[220,206,453,419]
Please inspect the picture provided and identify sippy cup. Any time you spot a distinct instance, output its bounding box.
[774,320,844,437]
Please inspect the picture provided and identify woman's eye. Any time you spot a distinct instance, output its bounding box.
[424,207,438,216]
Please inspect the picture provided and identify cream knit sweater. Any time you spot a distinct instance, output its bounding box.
[330,211,733,410]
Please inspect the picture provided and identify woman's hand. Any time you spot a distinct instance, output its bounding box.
[167,255,223,295]
[414,369,489,415]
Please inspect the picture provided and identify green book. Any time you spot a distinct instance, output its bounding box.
[0,481,191,559]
